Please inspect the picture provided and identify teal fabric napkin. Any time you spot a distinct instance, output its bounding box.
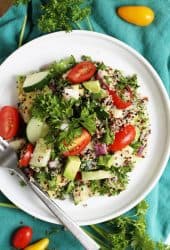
[0,0,170,249]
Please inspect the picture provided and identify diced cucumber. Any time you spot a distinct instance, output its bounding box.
[66,181,75,194]
[63,156,81,181]
[30,138,51,168]
[83,80,108,98]
[133,126,140,143]
[23,71,50,92]
[26,117,49,143]
[82,170,115,181]
[49,55,76,77]
[97,155,115,168]
[73,185,91,204]
[17,74,52,123]
[83,80,101,93]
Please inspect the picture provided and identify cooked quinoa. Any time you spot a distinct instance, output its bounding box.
[15,56,150,204]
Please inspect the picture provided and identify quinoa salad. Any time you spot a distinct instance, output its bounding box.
[3,55,150,204]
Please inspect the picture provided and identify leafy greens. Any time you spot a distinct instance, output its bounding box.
[87,201,170,250]
[14,0,92,32]
[38,0,91,32]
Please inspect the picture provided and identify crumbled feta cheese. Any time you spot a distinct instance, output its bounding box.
[60,123,68,130]
[63,88,80,100]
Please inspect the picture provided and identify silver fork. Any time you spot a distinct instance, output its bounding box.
[0,137,100,250]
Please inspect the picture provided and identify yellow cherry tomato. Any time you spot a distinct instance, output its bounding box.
[24,238,49,250]
[117,6,155,26]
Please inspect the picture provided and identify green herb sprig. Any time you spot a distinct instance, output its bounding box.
[38,0,91,32]
[31,93,74,127]
[79,107,96,135]
[103,119,114,145]
[14,0,93,46]
[118,74,139,90]
[31,91,97,152]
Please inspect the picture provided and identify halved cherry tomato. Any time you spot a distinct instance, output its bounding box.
[12,226,33,249]
[63,129,91,156]
[67,61,96,84]
[96,73,132,109]
[19,144,34,167]
[108,88,132,109]
[109,124,136,152]
[0,106,19,140]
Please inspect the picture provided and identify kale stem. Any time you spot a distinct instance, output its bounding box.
[0,202,17,209]
[75,22,82,30]
[86,16,93,31]
[18,14,28,47]
[90,225,108,239]
[83,228,109,249]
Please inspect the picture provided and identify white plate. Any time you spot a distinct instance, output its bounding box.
[0,31,169,225]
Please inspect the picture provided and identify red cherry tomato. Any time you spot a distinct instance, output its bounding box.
[109,124,136,152]
[12,226,33,249]
[109,89,132,109]
[19,144,34,167]
[0,106,19,140]
[67,61,96,84]
[96,74,132,109]
[63,129,91,156]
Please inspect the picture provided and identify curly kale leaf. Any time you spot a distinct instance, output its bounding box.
[88,201,170,250]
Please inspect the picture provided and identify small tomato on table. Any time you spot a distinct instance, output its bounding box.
[12,226,33,249]
[0,106,19,140]
[117,6,155,26]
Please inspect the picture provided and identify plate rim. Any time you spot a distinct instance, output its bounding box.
[0,30,170,225]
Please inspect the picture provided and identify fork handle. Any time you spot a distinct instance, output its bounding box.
[28,180,100,250]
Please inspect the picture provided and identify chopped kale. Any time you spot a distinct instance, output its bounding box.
[95,107,109,120]
[102,120,114,145]
[79,107,96,135]
[48,56,76,78]
[96,62,107,70]
[117,74,139,89]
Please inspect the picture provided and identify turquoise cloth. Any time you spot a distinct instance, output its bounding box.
[0,0,170,249]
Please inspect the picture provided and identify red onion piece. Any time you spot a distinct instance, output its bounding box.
[94,143,107,156]
[137,146,145,157]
